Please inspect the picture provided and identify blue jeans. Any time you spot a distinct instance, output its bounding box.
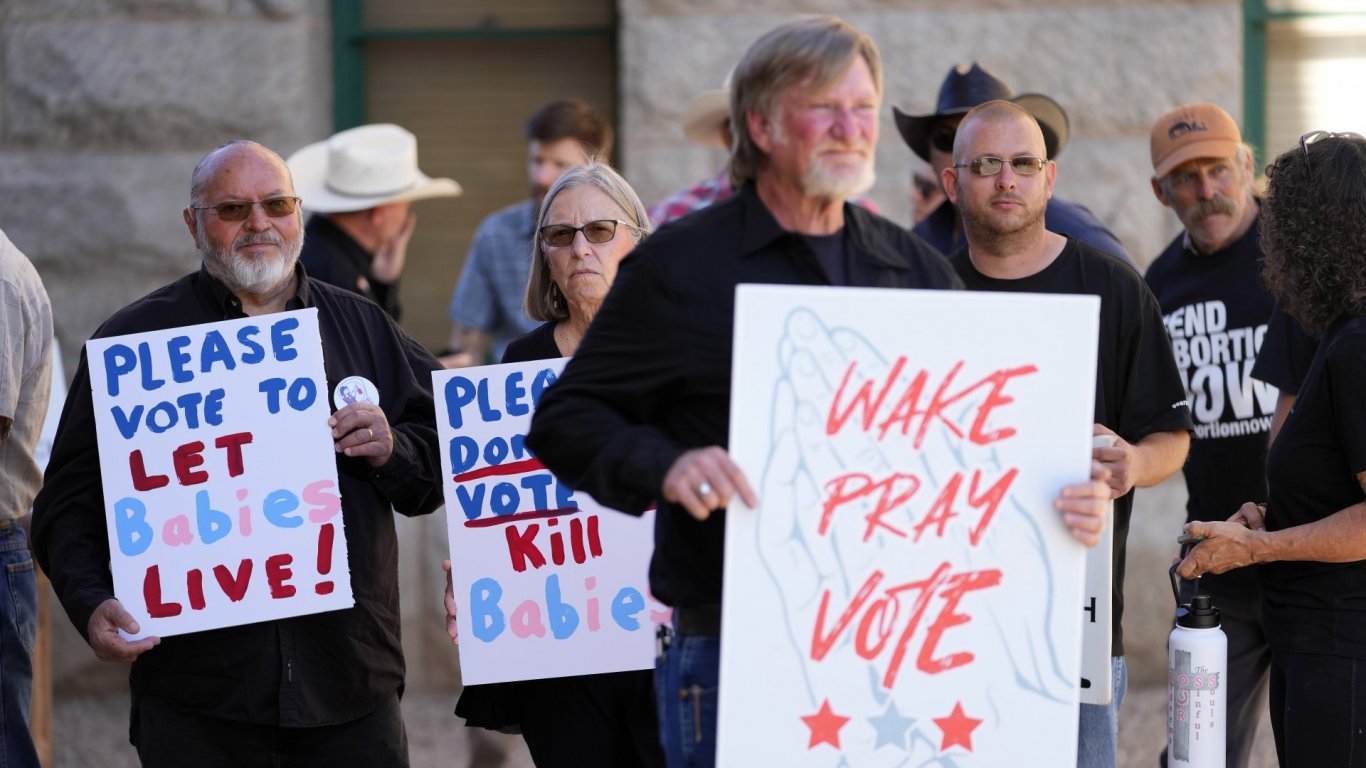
[654,632,719,768]
[1077,655,1128,768]
[0,524,38,768]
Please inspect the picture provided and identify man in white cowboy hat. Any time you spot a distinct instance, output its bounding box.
[647,78,879,227]
[894,62,1133,266]
[443,99,612,367]
[288,123,461,321]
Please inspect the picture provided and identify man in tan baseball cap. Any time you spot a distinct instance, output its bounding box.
[1144,102,1271,768]
[287,123,462,321]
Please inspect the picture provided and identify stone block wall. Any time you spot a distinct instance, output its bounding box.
[618,0,1242,271]
[0,0,333,370]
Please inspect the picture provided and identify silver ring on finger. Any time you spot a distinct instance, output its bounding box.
[696,481,713,497]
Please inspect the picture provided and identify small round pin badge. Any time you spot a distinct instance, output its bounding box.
[333,375,380,410]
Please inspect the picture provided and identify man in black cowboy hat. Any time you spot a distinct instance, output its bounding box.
[894,62,1133,266]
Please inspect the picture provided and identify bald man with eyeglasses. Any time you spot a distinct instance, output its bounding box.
[943,100,1192,768]
[33,139,445,767]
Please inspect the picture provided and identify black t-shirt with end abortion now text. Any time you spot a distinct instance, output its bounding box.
[951,239,1194,657]
[1145,213,1276,529]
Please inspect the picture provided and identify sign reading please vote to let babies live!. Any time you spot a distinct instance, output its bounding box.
[89,309,351,639]
[435,360,662,686]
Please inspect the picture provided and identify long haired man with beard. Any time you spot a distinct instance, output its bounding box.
[942,100,1193,768]
[33,141,445,767]
[525,19,1116,768]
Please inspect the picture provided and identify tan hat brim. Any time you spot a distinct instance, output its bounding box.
[682,90,730,149]
[286,138,462,214]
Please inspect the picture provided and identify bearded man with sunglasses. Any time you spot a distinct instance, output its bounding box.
[943,100,1192,768]
[33,140,444,767]
[1144,102,1274,768]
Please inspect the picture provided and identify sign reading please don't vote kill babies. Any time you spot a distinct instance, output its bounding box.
[436,359,663,686]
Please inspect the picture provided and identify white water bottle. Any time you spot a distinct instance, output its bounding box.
[1167,583,1227,768]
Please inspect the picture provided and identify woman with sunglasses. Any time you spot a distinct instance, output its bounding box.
[1177,130,1366,766]
[447,162,665,768]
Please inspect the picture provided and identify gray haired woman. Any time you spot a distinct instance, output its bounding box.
[449,162,664,767]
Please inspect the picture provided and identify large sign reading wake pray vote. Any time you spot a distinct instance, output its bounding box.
[436,360,662,686]
[89,310,350,639]
[721,286,1100,766]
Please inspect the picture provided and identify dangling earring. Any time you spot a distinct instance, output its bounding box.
[550,282,564,312]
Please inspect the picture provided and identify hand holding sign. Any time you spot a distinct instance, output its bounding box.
[87,598,159,662]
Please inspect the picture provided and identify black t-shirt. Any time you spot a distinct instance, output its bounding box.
[951,238,1194,656]
[503,321,561,363]
[1262,313,1366,658]
[1251,299,1318,395]
[1145,216,1276,532]
[805,230,848,286]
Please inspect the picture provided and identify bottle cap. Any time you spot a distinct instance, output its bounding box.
[1176,593,1221,629]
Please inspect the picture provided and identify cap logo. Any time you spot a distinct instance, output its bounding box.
[1168,120,1209,141]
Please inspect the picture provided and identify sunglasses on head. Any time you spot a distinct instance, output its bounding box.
[539,219,636,248]
[954,156,1049,177]
[1300,130,1366,160]
[191,196,300,222]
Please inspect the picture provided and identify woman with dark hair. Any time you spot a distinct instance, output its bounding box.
[444,162,665,768]
[1177,130,1366,766]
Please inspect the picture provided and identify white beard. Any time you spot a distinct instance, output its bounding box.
[803,155,876,200]
[199,228,303,296]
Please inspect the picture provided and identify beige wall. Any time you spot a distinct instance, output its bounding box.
[619,0,1243,271]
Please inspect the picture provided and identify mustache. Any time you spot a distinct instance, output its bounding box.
[1190,196,1237,219]
[235,232,284,249]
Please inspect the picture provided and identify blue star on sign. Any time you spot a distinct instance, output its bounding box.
[867,700,917,750]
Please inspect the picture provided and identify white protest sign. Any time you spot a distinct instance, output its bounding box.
[88,309,351,639]
[721,286,1099,767]
[1080,433,1116,705]
[436,359,663,685]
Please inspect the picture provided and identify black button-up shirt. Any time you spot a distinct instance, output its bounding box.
[33,264,443,726]
[526,182,961,609]
[300,215,403,321]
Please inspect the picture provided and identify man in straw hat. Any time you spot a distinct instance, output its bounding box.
[1144,103,1272,768]
[33,139,444,766]
[894,62,1132,266]
[648,77,878,227]
[288,123,461,321]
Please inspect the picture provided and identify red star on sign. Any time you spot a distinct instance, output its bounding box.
[933,701,983,752]
[800,698,851,749]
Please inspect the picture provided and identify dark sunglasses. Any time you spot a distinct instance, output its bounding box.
[930,126,957,154]
[1300,130,1366,160]
[954,156,1049,177]
[913,174,940,199]
[539,219,636,248]
[191,196,300,222]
